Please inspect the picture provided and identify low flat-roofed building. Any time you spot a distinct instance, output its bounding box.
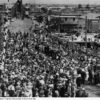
[50,14,85,33]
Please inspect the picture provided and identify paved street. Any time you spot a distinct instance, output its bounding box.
[84,85,100,97]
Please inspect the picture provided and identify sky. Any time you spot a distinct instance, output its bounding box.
[0,0,100,4]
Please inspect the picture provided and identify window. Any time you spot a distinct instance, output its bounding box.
[65,18,67,21]
[73,18,75,21]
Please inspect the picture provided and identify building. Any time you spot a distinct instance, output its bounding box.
[49,14,85,33]
[49,13,100,34]
[81,13,100,33]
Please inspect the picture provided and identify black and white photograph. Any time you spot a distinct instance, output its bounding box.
[0,0,100,97]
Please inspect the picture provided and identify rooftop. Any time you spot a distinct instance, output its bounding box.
[80,13,100,20]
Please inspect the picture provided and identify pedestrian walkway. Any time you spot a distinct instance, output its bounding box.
[84,85,100,97]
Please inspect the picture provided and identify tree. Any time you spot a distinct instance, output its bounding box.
[36,16,43,23]
[41,7,48,14]
[78,4,82,9]
[48,9,52,15]
[86,4,90,10]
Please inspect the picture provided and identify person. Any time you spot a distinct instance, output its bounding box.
[0,20,92,97]
[76,74,82,88]
[81,88,88,97]
[53,90,59,97]
[8,83,15,97]
[0,82,6,97]
[81,69,86,85]
[75,87,87,97]
[88,68,93,85]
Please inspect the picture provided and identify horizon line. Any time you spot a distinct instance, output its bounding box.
[0,2,99,5]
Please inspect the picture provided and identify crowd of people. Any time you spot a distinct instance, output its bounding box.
[0,19,100,97]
